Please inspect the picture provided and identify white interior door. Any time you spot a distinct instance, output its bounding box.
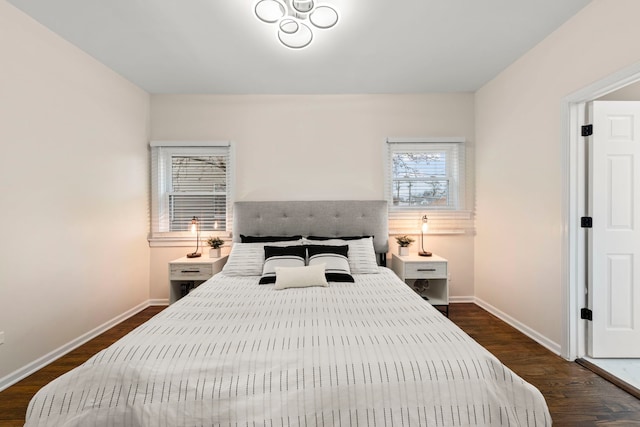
[588,100,640,357]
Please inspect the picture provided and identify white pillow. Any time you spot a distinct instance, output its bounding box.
[303,237,379,274]
[222,240,303,276]
[259,246,306,284]
[307,245,354,282]
[274,264,329,290]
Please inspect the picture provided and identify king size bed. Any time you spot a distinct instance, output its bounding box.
[25,201,551,426]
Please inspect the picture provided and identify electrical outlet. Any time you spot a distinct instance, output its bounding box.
[0,331,4,345]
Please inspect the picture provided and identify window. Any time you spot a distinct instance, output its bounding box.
[386,138,465,212]
[150,141,234,240]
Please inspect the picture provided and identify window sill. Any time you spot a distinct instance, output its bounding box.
[389,229,467,236]
[148,234,231,248]
[389,209,473,220]
[389,210,475,235]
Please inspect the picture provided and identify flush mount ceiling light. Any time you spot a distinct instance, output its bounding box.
[255,0,339,49]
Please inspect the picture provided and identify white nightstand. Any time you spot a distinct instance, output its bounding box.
[391,253,449,316]
[168,255,228,304]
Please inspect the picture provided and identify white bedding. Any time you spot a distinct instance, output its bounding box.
[25,268,551,426]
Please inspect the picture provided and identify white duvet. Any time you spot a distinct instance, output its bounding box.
[25,268,551,426]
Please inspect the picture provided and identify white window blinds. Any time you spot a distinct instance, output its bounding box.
[150,141,234,239]
[386,138,465,211]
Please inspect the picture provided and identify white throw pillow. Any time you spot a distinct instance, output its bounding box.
[222,240,303,276]
[259,245,306,284]
[306,245,354,282]
[303,237,379,274]
[274,264,329,290]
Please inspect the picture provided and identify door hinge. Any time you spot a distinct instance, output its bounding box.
[581,124,593,137]
[581,308,593,321]
[581,217,593,228]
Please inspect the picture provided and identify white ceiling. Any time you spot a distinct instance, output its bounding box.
[8,0,592,94]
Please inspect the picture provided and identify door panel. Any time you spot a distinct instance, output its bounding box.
[588,100,640,357]
[607,254,633,329]
[607,156,633,229]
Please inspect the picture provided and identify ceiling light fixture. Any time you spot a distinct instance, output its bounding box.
[255,0,339,49]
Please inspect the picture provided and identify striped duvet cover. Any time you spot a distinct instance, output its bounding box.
[25,268,551,426]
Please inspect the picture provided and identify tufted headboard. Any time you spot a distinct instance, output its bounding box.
[233,200,389,259]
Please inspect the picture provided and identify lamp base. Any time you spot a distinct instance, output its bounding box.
[418,251,432,257]
[186,252,201,258]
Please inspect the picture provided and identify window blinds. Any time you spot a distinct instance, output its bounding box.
[169,155,227,231]
[151,142,233,238]
[386,139,465,211]
[385,138,473,234]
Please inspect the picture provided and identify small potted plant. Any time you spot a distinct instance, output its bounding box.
[206,236,224,258]
[395,235,414,256]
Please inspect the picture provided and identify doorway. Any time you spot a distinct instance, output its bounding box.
[564,62,640,395]
[585,99,640,359]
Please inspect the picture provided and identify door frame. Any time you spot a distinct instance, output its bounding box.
[562,61,640,360]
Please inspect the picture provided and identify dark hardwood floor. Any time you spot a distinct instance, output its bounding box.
[1,303,639,426]
[449,304,640,426]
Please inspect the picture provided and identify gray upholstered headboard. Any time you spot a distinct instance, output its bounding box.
[233,200,389,255]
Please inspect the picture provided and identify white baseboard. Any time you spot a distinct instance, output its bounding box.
[0,300,151,392]
[474,297,561,356]
[449,296,475,303]
[149,298,169,306]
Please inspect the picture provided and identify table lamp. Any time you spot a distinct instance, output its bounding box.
[186,216,202,258]
[419,215,432,257]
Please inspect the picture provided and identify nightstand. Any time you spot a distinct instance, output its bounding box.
[391,253,449,316]
[168,255,228,304]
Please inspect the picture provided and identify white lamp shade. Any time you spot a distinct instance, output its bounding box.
[279,18,299,34]
[292,0,314,13]
[255,0,338,48]
[278,21,313,49]
[255,0,286,23]
[309,5,338,29]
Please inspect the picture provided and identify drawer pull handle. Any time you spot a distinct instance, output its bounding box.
[181,270,201,273]
[417,268,436,272]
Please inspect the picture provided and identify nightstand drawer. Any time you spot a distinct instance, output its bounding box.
[170,263,214,280]
[404,262,447,279]
[168,255,228,304]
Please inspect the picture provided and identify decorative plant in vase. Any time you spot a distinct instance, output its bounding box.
[206,236,224,258]
[395,235,414,256]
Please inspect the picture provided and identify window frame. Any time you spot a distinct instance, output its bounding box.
[385,137,471,234]
[386,137,465,212]
[149,141,234,245]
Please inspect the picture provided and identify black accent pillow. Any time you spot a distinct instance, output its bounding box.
[241,234,302,243]
[306,235,372,241]
[265,245,307,258]
[259,245,306,284]
[306,245,354,283]
[306,244,349,257]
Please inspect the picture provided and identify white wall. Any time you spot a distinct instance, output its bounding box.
[0,0,150,383]
[150,94,476,302]
[598,79,640,100]
[475,0,640,351]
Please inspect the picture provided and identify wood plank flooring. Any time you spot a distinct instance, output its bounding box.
[1,303,639,426]
[450,304,640,426]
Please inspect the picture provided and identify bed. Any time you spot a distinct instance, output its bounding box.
[25,200,551,426]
